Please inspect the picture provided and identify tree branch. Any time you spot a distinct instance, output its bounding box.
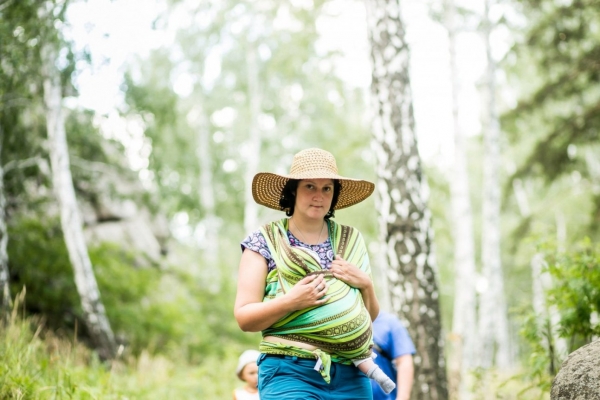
[3,156,41,174]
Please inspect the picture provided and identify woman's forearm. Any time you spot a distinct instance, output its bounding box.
[235,296,294,332]
[360,281,380,321]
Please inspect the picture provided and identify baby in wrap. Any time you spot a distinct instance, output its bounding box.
[259,219,396,395]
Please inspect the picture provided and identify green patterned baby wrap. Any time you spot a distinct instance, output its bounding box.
[259,218,374,370]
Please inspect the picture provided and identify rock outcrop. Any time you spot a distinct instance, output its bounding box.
[551,339,600,399]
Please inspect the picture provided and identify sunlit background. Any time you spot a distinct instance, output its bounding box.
[66,0,505,168]
[1,0,599,398]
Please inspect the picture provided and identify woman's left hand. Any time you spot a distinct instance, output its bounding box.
[330,255,370,290]
[331,255,379,321]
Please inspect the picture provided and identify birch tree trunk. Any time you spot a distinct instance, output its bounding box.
[365,1,448,398]
[41,42,116,360]
[197,107,221,291]
[445,1,477,397]
[476,0,511,369]
[530,253,568,372]
[512,179,530,217]
[243,43,261,235]
[531,253,547,322]
[0,149,11,321]
[552,211,568,356]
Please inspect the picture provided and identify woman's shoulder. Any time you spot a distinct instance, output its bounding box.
[241,229,267,247]
[241,228,276,270]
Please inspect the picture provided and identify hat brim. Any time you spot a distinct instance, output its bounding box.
[252,172,375,211]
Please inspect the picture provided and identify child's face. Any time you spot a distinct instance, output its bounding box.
[241,362,258,388]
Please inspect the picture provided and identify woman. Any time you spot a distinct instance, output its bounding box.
[234,148,390,399]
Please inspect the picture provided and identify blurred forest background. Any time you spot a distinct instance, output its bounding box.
[1,0,599,399]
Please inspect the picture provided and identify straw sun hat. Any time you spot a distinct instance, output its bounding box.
[252,148,375,211]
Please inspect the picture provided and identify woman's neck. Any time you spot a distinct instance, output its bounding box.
[289,216,326,244]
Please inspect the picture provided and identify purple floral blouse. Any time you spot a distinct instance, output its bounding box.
[241,229,335,272]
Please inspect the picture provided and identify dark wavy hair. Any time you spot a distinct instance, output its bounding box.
[278,179,341,219]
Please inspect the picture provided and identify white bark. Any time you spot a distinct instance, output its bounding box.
[41,41,116,360]
[585,147,600,183]
[512,179,530,217]
[477,0,511,369]
[243,43,261,234]
[531,253,548,318]
[445,0,477,396]
[197,107,221,291]
[374,242,392,311]
[0,161,10,318]
[365,0,448,398]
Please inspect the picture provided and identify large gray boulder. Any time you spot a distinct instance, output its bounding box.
[551,339,600,399]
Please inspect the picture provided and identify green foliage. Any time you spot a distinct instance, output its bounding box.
[512,309,555,396]
[0,1,452,397]
[8,215,257,361]
[467,367,550,400]
[1,0,90,217]
[544,238,600,345]
[94,242,258,360]
[0,304,249,399]
[122,0,374,228]
[498,0,600,322]
[0,295,112,399]
[13,1,595,396]
[0,0,49,206]
[89,243,166,354]
[502,0,600,224]
[8,216,81,330]
[512,238,600,397]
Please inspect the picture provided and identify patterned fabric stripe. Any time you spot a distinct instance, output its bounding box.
[258,340,319,359]
[271,287,357,329]
[263,269,281,300]
[258,340,342,384]
[259,218,374,365]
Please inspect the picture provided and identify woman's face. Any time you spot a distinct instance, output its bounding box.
[241,362,258,387]
[294,179,334,220]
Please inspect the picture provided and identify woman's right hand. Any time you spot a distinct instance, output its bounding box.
[235,249,329,332]
[285,274,329,310]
